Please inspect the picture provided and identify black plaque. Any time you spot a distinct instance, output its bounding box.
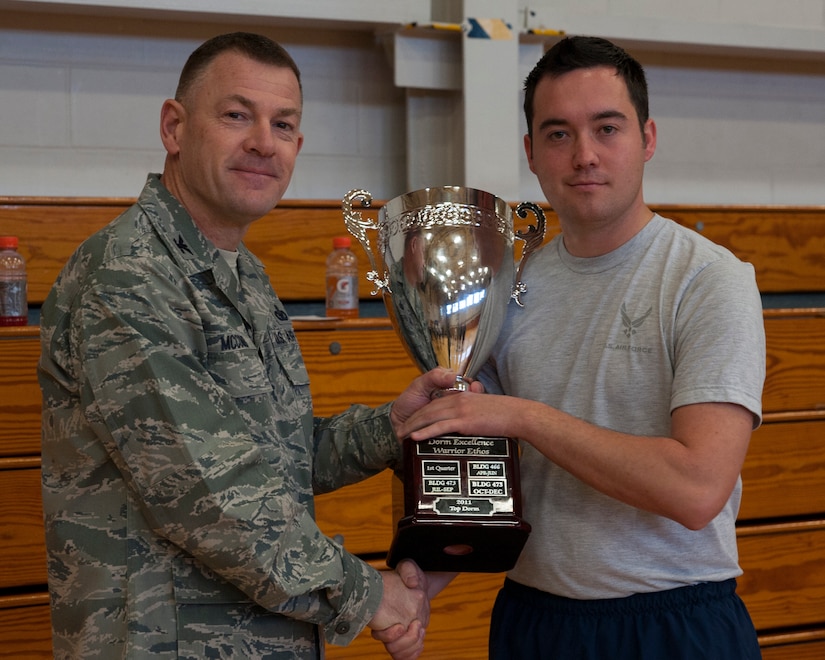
[386,435,531,572]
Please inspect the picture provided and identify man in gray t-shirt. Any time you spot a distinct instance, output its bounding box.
[395,36,765,660]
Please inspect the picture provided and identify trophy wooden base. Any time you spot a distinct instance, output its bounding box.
[386,435,531,573]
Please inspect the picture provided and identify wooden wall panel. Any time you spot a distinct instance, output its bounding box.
[737,523,825,631]
[0,332,41,458]
[0,467,47,589]
[0,597,52,660]
[761,640,825,660]
[763,313,825,416]
[315,471,394,557]
[4,198,825,303]
[297,324,419,416]
[741,419,825,521]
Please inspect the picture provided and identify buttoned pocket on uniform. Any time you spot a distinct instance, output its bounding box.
[206,345,273,400]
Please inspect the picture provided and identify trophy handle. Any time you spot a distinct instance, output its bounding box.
[342,189,392,295]
[512,202,547,307]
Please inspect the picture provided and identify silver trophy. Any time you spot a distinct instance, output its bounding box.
[343,186,546,572]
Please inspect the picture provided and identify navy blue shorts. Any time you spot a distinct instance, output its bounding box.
[489,578,761,660]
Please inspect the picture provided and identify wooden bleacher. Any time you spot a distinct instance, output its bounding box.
[0,196,824,659]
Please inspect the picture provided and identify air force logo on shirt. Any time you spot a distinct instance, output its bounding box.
[606,302,655,355]
[621,302,652,338]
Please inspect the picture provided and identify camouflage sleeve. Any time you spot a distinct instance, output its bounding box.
[311,401,402,495]
[72,254,384,642]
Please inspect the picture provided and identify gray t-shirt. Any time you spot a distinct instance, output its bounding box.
[480,214,765,599]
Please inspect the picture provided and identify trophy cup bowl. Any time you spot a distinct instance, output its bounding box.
[342,186,545,572]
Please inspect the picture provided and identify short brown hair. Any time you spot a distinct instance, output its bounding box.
[175,32,302,103]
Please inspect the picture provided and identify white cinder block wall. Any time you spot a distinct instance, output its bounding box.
[0,16,407,200]
[641,57,825,206]
[1,5,825,205]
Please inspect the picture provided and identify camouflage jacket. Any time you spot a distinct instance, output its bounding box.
[38,174,401,659]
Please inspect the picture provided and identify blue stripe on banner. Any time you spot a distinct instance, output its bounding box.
[466,18,490,39]
[466,18,513,40]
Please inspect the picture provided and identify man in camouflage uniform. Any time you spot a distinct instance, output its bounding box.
[38,32,448,660]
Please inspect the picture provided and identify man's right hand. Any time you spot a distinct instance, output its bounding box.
[369,560,430,659]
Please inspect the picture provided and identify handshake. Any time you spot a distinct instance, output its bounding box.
[368,560,455,660]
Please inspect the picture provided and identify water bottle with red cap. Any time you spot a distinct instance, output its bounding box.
[0,236,27,326]
[325,236,359,319]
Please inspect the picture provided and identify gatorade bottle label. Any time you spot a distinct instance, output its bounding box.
[326,275,358,313]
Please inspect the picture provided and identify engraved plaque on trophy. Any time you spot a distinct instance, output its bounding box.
[342,186,546,572]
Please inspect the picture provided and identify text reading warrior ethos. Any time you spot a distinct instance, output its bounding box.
[416,436,510,457]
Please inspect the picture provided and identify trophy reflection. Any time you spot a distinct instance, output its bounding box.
[343,186,546,572]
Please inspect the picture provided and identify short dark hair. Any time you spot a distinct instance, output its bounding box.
[523,36,649,138]
[175,32,302,103]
